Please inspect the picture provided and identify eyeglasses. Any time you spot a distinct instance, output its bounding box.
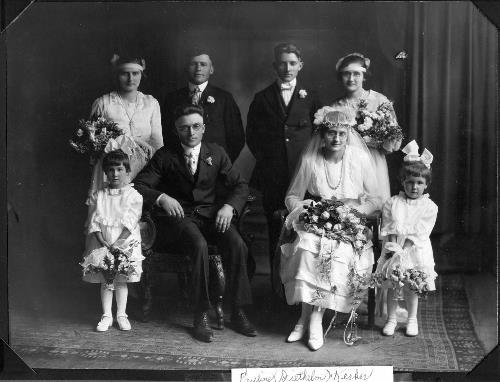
[176,123,205,132]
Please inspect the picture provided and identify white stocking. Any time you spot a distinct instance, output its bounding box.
[100,283,113,317]
[115,282,128,317]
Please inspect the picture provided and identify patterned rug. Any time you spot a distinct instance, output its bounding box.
[9,274,486,372]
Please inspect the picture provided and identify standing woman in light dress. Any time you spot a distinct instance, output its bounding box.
[331,53,401,203]
[87,54,163,203]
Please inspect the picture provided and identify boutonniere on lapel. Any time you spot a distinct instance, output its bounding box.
[203,154,213,166]
[298,89,308,99]
[207,96,215,104]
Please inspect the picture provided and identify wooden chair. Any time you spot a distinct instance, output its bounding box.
[272,207,382,327]
[137,196,256,324]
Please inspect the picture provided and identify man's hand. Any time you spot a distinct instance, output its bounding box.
[215,204,234,233]
[159,194,184,218]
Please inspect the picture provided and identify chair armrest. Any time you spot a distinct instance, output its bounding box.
[139,210,157,252]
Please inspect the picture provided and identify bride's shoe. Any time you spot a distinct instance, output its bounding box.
[287,323,307,342]
[307,319,324,351]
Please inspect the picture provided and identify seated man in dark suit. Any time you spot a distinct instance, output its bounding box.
[134,103,256,343]
[162,50,245,162]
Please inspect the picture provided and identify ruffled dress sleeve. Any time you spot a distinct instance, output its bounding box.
[121,188,143,233]
[90,96,105,119]
[149,97,163,152]
[357,149,383,215]
[86,191,101,235]
[379,196,396,239]
[406,200,438,245]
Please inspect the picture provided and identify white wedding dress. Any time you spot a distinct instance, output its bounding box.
[280,144,383,313]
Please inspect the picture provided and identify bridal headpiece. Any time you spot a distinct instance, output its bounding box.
[110,54,146,72]
[335,52,371,72]
[312,106,355,134]
[401,140,433,168]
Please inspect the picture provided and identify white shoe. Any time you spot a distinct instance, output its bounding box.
[406,318,418,336]
[117,315,131,331]
[96,315,113,332]
[307,320,324,351]
[382,319,397,336]
[287,324,306,342]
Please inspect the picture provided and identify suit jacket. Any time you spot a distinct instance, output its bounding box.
[162,83,245,162]
[246,81,321,211]
[133,142,248,219]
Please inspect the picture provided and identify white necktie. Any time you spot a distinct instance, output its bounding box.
[281,83,293,106]
[185,152,197,175]
[191,86,202,105]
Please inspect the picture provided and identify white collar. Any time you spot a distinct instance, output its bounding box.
[181,142,201,156]
[277,78,297,89]
[188,81,208,93]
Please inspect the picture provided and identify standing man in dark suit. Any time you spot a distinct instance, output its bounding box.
[246,43,321,288]
[134,104,256,343]
[162,51,245,162]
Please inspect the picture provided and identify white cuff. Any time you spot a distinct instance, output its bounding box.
[156,193,166,207]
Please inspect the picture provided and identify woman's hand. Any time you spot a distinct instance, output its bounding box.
[382,137,402,153]
[340,198,360,208]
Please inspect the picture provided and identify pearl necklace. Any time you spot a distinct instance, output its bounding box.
[323,152,344,191]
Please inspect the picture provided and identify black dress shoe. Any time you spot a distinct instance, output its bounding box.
[193,311,214,343]
[231,308,257,337]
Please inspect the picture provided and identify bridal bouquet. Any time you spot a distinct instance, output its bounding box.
[80,240,141,289]
[354,100,403,151]
[69,117,123,156]
[299,199,369,252]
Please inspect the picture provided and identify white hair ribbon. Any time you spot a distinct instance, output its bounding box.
[335,52,371,72]
[401,140,433,168]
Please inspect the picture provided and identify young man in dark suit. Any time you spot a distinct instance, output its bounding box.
[134,104,256,343]
[246,43,322,288]
[162,51,245,162]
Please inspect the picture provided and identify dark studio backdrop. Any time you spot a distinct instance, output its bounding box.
[4,1,497,316]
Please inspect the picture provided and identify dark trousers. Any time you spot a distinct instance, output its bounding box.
[155,213,252,310]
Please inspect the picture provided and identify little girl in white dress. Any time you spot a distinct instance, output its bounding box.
[375,140,438,337]
[80,150,144,332]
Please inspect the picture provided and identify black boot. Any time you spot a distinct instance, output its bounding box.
[193,310,214,343]
[231,307,257,337]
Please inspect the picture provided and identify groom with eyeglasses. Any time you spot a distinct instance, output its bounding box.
[134,103,256,343]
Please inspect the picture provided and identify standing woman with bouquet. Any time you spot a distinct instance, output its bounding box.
[331,53,401,203]
[87,54,163,202]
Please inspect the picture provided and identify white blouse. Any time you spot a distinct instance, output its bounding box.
[90,91,163,151]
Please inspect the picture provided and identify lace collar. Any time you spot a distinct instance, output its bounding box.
[398,191,429,205]
[109,91,145,109]
[105,183,133,196]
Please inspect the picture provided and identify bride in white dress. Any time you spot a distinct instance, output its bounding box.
[279,106,382,350]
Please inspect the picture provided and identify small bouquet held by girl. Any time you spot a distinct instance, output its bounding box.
[354,99,403,152]
[374,140,438,337]
[80,239,142,290]
[80,149,144,332]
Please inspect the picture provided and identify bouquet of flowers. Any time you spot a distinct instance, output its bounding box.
[69,117,123,156]
[375,265,430,298]
[80,240,141,289]
[299,199,369,252]
[354,100,403,151]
